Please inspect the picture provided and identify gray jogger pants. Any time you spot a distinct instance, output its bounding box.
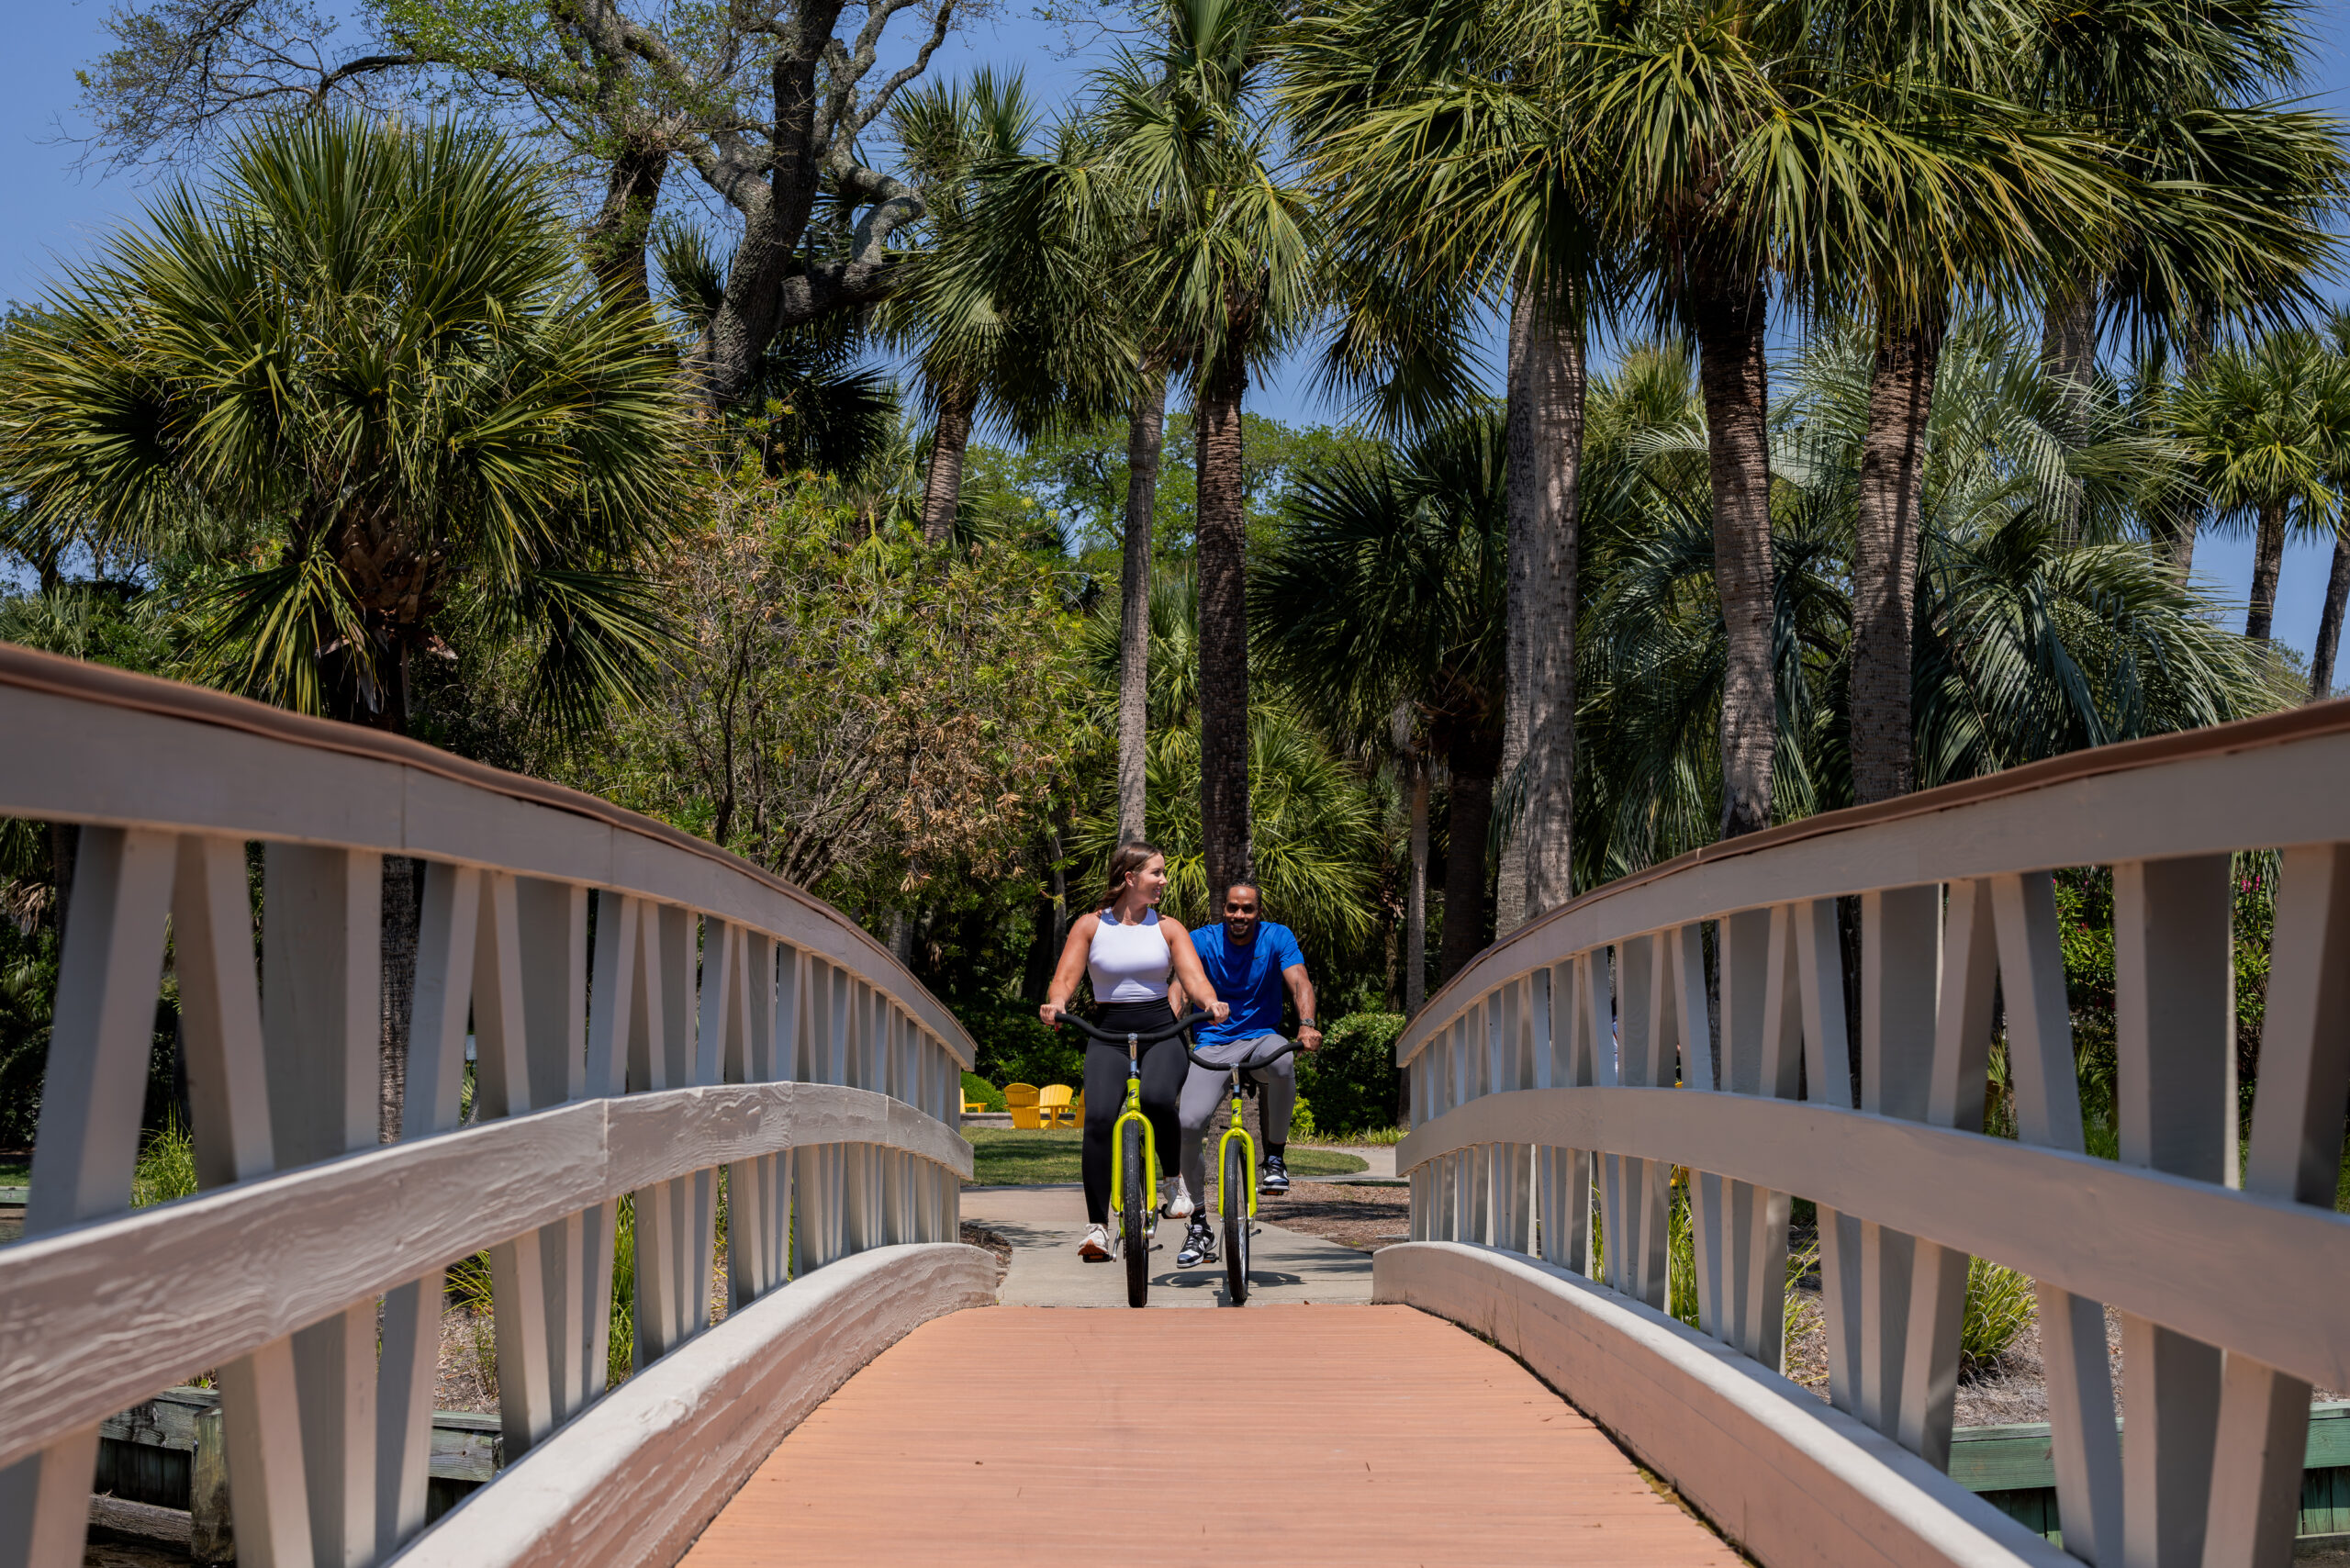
[1176,1033,1296,1203]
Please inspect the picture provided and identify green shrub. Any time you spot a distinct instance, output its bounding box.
[131,1117,198,1207]
[1961,1256,2036,1372]
[961,1072,1006,1112]
[957,996,1083,1092]
[1298,1012,1403,1137]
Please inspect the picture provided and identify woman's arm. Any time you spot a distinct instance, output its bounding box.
[1039,913,1099,1024]
[1159,921,1229,1023]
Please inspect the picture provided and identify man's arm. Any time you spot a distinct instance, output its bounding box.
[1282,963,1322,1052]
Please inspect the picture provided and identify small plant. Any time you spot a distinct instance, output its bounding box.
[1960,1255,2036,1373]
[1354,1126,1407,1146]
[1666,1173,1699,1329]
[609,1193,638,1389]
[445,1251,500,1399]
[131,1116,198,1207]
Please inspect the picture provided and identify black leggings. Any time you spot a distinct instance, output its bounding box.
[1080,1002,1189,1226]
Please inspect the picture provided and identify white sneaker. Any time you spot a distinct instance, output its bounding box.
[1161,1178,1195,1220]
[1078,1224,1113,1260]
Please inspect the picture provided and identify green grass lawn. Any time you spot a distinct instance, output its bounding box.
[964,1128,1367,1186]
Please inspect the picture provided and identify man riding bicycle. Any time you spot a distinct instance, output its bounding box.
[1171,881,1323,1268]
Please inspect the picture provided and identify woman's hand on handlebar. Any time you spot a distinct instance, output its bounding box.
[1040,1002,1065,1026]
[1205,999,1230,1023]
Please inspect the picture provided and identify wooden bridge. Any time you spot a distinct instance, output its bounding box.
[0,644,2344,1568]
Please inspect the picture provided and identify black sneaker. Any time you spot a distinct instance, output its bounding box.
[1177,1216,1219,1267]
[1260,1153,1291,1193]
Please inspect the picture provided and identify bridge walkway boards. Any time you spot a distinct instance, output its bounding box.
[678,1305,1743,1567]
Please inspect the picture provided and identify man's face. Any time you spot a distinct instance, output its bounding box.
[1223,886,1261,945]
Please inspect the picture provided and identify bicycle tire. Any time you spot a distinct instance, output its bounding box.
[1122,1119,1150,1308]
[1223,1137,1249,1305]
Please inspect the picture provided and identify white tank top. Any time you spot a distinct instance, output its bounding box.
[1088,908,1171,1003]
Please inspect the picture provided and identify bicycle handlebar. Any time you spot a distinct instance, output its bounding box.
[1047,1008,1214,1047]
[1184,1036,1308,1073]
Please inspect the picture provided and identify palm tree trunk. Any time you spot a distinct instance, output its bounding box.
[2247,498,2288,641]
[2042,282,2098,548]
[1195,342,1253,899]
[2311,533,2350,701]
[1692,271,1777,839]
[1850,308,1946,806]
[1507,280,1586,916]
[919,386,978,545]
[2151,307,2217,579]
[1439,753,1497,983]
[1119,373,1168,845]
[1405,752,1430,1018]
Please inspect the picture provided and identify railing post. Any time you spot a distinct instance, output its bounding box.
[2204,844,2350,1568]
[264,844,383,1568]
[1994,870,2122,1566]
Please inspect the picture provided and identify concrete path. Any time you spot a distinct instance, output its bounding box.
[962,1183,1373,1307]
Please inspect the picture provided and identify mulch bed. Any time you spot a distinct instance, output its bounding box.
[1255,1181,1413,1252]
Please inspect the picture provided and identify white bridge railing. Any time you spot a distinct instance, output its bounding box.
[1394,703,2350,1568]
[0,647,976,1568]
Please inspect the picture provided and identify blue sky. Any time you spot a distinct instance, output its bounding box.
[5,1,2348,662]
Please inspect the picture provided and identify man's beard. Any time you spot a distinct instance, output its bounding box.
[1225,920,1255,944]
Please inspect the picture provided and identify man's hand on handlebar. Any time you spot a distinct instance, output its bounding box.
[1298,1022,1324,1053]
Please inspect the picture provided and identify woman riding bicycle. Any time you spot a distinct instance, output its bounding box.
[1040,841,1227,1260]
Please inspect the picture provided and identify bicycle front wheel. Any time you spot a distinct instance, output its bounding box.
[1223,1137,1250,1305]
[1121,1119,1150,1308]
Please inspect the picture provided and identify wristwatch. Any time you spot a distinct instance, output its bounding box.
[1298,1018,1318,1031]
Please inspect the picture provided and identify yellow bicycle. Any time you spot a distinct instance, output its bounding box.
[1053,1009,1209,1307]
[1185,1036,1306,1305]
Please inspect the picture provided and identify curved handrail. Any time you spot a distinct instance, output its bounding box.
[1393,698,2350,1566]
[1402,694,2350,1067]
[0,643,974,1067]
[0,647,982,1568]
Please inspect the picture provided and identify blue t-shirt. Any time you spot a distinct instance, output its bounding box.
[1192,921,1305,1048]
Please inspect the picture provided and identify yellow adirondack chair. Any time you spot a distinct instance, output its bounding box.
[1070,1090,1085,1127]
[1004,1082,1042,1129]
[1037,1083,1076,1129]
[961,1084,990,1116]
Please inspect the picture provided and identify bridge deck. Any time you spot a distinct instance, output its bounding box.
[679,1305,1742,1566]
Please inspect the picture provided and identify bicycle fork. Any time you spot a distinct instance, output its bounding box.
[1106,1033,1158,1218]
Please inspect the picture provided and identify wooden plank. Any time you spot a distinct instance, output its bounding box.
[678,1307,1744,1568]
[2112,856,2231,1568]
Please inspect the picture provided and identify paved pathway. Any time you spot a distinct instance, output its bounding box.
[678,1306,1744,1567]
[961,1184,1373,1307]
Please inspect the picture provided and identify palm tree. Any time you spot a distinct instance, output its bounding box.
[2171,328,2350,643]
[941,101,1158,839]
[1256,415,1508,985]
[2025,0,2347,566]
[1283,0,1602,924]
[1574,319,2269,883]
[1563,0,1821,839]
[0,115,687,733]
[1100,0,1321,898]
[1072,572,1382,960]
[2311,310,2350,700]
[0,113,687,1145]
[890,73,1134,544]
[1773,5,2126,807]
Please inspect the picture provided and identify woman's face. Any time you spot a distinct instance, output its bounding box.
[1129,855,1168,905]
